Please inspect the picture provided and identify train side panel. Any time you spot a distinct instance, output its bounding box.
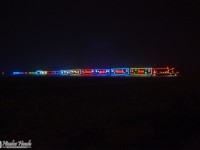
[152,67,179,76]
[110,68,130,76]
[81,69,95,76]
[130,68,152,77]
[70,69,81,76]
[94,69,110,76]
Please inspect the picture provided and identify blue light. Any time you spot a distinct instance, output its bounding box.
[36,70,47,75]
[60,70,70,75]
[36,70,42,75]
[13,72,25,75]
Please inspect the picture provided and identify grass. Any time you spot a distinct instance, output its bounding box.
[0,76,200,150]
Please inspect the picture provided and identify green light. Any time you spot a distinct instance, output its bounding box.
[29,72,35,75]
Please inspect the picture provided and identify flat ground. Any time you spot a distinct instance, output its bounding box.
[0,76,199,150]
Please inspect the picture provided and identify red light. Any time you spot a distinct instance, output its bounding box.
[99,70,106,74]
[138,69,145,73]
[115,70,125,74]
[85,70,91,74]
[82,69,95,75]
[82,69,92,74]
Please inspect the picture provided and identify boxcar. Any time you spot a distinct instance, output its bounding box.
[70,69,81,76]
[94,69,110,76]
[152,67,179,76]
[60,70,70,76]
[110,68,130,76]
[130,68,152,77]
[81,69,95,76]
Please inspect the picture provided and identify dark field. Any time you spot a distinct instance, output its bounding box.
[0,77,200,150]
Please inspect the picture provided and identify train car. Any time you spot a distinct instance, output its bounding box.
[94,69,110,76]
[60,70,70,76]
[81,69,95,76]
[110,68,130,76]
[46,71,61,75]
[70,69,81,76]
[130,68,152,77]
[152,67,179,76]
[36,70,47,75]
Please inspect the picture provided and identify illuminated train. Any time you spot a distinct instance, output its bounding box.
[10,67,179,77]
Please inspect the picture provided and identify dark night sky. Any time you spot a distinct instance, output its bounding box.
[0,0,199,74]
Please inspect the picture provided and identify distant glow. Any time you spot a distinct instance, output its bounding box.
[28,72,36,75]
[13,72,25,75]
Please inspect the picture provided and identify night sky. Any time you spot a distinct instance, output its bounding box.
[0,1,199,74]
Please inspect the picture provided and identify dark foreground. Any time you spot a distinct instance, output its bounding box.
[0,76,199,150]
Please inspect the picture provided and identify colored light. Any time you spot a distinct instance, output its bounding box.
[82,69,95,74]
[36,70,47,75]
[138,69,145,73]
[61,70,70,75]
[13,72,25,75]
[115,70,125,74]
[70,69,81,76]
[29,72,35,75]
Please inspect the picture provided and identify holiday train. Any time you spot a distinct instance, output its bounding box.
[9,67,179,77]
